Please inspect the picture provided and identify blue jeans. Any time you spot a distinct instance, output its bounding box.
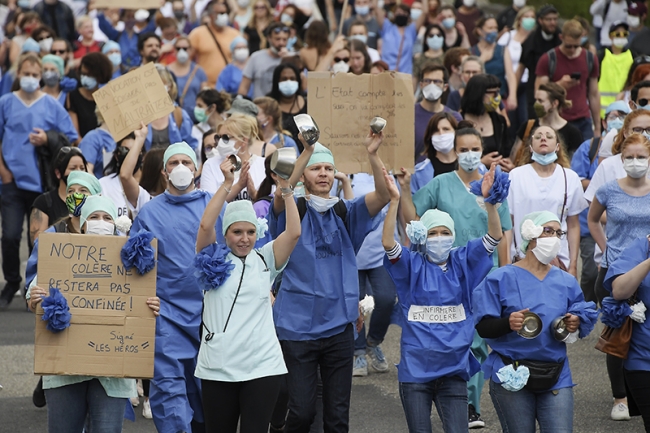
[354,267,397,354]
[44,379,127,433]
[281,324,355,433]
[568,117,594,142]
[399,376,468,433]
[1,182,39,287]
[489,379,574,433]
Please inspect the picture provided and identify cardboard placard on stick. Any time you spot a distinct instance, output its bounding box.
[94,0,163,9]
[307,71,414,175]
[93,62,174,142]
[34,233,158,379]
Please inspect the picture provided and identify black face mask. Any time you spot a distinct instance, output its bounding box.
[115,146,143,174]
[395,14,409,27]
[174,10,185,20]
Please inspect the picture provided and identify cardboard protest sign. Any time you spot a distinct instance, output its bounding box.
[94,0,164,8]
[34,233,157,379]
[307,71,415,175]
[93,62,174,142]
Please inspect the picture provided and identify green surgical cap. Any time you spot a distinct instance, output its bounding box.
[306,143,336,169]
[222,200,258,235]
[520,210,561,253]
[163,142,197,168]
[80,195,118,230]
[66,171,102,195]
[420,209,455,239]
[42,54,64,76]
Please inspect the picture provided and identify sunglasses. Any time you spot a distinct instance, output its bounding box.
[52,49,67,54]
[271,26,290,34]
[175,47,189,51]
[563,44,581,49]
[638,98,650,107]
[215,134,231,143]
[610,31,629,38]
[334,57,350,63]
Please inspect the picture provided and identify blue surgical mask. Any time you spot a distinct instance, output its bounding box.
[279,80,299,96]
[425,235,454,264]
[607,117,624,132]
[349,34,368,44]
[287,36,297,50]
[410,9,422,20]
[580,36,589,46]
[442,17,456,29]
[108,53,122,67]
[356,5,370,15]
[80,75,97,90]
[427,35,444,50]
[635,101,650,110]
[484,31,498,44]
[521,17,536,31]
[457,151,482,172]
[20,76,39,93]
[531,147,558,165]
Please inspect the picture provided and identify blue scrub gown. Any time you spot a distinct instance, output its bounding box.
[144,109,198,151]
[78,128,116,179]
[130,189,224,433]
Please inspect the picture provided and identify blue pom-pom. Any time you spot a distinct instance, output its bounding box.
[406,221,427,245]
[121,229,156,275]
[41,288,71,333]
[60,77,78,93]
[469,166,511,205]
[600,297,632,329]
[194,243,236,291]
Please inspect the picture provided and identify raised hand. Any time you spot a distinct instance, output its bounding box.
[366,131,383,155]
[219,157,236,184]
[383,167,400,201]
[395,167,412,188]
[481,162,497,199]
[133,121,148,141]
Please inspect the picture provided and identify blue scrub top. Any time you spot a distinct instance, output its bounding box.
[570,139,598,237]
[216,64,253,98]
[0,92,78,192]
[380,21,417,74]
[385,239,493,383]
[144,109,198,151]
[97,14,156,68]
[604,236,650,371]
[473,266,597,391]
[269,196,380,341]
[78,128,116,179]
[176,62,208,123]
[269,133,299,153]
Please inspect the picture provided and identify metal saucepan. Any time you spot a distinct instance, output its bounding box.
[518,311,543,339]
[270,147,297,180]
[370,116,387,134]
[293,114,320,146]
[551,316,571,342]
[228,154,242,172]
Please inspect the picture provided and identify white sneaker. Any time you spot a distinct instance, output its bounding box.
[142,398,152,419]
[611,402,631,421]
[130,396,139,407]
[137,379,144,397]
[352,355,368,377]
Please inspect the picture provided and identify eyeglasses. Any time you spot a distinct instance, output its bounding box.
[334,57,350,63]
[421,78,444,86]
[563,44,581,49]
[215,134,231,143]
[485,89,500,95]
[533,133,557,140]
[204,144,216,152]
[52,49,67,54]
[634,55,650,65]
[540,227,566,239]
[631,126,650,134]
[610,31,629,38]
[606,114,624,122]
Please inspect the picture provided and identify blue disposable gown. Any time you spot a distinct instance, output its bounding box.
[604,236,650,371]
[130,189,224,433]
[78,128,116,179]
[385,239,493,383]
[473,266,598,391]
[144,110,198,152]
[268,196,380,340]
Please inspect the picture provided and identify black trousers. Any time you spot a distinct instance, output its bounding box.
[625,370,650,431]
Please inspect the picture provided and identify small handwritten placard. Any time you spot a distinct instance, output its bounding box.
[93,62,174,142]
[307,71,414,175]
[34,233,157,379]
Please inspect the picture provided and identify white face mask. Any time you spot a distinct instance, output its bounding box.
[513,0,526,7]
[422,83,443,101]
[233,47,249,62]
[216,138,239,158]
[332,61,350,74]
[238,0,250,7]
[623,157,650,178]
[39,37,53,53]
[215,13,229,27]
[205,148,219,159]
[86,220,115,236]
[462,0,476,7]
[308,195,340,212]
[425,235,454,264]
[457,151,482,172]
[168,164,194,190]
[532,236,561,265]
[176,48,190,64]
[431,133,455,154]
[628,15,641,28]
[612,37,628,48]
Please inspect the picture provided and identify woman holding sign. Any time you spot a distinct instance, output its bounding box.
[194,156,300,433]
[27,195,161,433]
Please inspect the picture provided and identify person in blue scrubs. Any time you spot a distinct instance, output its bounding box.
[382,164,502,433]
[473,211,598,433]
[268,132,390,432]
[78,109,116,179]
[605,235,650,430]
[0,54,78,309]
[102,40,125,80]
[376,2,429,74]
[97,10,156,69]
[130,142,224,433]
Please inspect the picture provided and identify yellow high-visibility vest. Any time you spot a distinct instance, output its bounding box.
[598,49,634,118]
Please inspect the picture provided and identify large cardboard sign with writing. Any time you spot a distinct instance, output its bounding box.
[94,0,164,8]
[93,62,174,142]
[34,233,157,378]
[308,72,414,174]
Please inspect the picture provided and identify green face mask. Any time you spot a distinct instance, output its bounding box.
[66,192,87,217]
[533,102,547,119]
[194,106,208,123]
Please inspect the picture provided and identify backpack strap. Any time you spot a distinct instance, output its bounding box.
[178,64,199,108]
[587,50,594,77]
[547,48,557,79]
[173,106,183,129]
[588,136,602,163]
[523,119,536,142]
[296,196,348,223]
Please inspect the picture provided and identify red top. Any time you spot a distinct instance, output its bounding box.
[73,40,102,59]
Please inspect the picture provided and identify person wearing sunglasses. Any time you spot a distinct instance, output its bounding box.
[587,118,650,422]
[598,22,634,119]
[535,19,601,141]
[238,22,289,99]
[508,125,587,275]
[473,210,597,433]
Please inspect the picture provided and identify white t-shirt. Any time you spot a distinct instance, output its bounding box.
[498,30,528,83]
[508,164,588,266]
[597,128,618,159]
[200,154,266,201]
[99,174,152,220]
